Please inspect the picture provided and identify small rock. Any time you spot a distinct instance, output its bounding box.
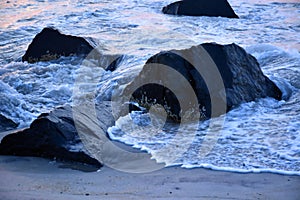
[0,114,18,132]
[162,0,239,18]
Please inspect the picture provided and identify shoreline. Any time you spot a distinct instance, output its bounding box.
[1,155,300,200]
[2,128,299,176]
[1,130,300,199]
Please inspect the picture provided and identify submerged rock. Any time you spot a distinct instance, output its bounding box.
[125,43,282,121]
[0,114,18,132]
[162,0,239,18]
[22,27,122,71]
[0,102,115,168]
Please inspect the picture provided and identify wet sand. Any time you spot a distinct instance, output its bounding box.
[0,155,299,200]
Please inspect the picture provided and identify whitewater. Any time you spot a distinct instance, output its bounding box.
[0,0,299,175]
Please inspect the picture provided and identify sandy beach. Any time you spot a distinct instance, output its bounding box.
[0,155,299,200]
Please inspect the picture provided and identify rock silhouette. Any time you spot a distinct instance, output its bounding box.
[22,27,122,71]
[126,43,281,121]
[162,0,239,18]
[0,102,115,169]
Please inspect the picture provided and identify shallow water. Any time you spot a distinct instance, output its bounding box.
[0,0,299,174]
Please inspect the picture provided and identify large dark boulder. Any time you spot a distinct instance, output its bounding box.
[162,0,239,18]
[0,114,18,132]
[22,27,122,71]
[0,102,115,168]
[125,43,282,121]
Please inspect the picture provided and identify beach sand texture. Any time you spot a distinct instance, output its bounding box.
[0,155,299,200]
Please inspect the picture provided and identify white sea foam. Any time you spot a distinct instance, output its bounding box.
[182,163,300,176]
[108,88,300,175]
[107,53,300,175]
[0,60,79,127]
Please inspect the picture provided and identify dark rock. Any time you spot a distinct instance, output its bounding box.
[22,27,122,71]
[99,54,125,72]
[125,43,282,121]
[0,114,18,132]
[22,27,95,63]
[162,0,239,18]
[0,102,115,168]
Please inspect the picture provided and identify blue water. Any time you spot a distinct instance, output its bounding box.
[0,0,300,175]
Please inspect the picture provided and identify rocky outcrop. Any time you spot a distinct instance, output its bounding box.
[22,27,122,71]
[0,114,18,132]
[125,43,282,121]
[0,102,115,168]
[22,27,95,63]
[162,0,239,18]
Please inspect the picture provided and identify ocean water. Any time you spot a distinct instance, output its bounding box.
[0,0,300,175]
